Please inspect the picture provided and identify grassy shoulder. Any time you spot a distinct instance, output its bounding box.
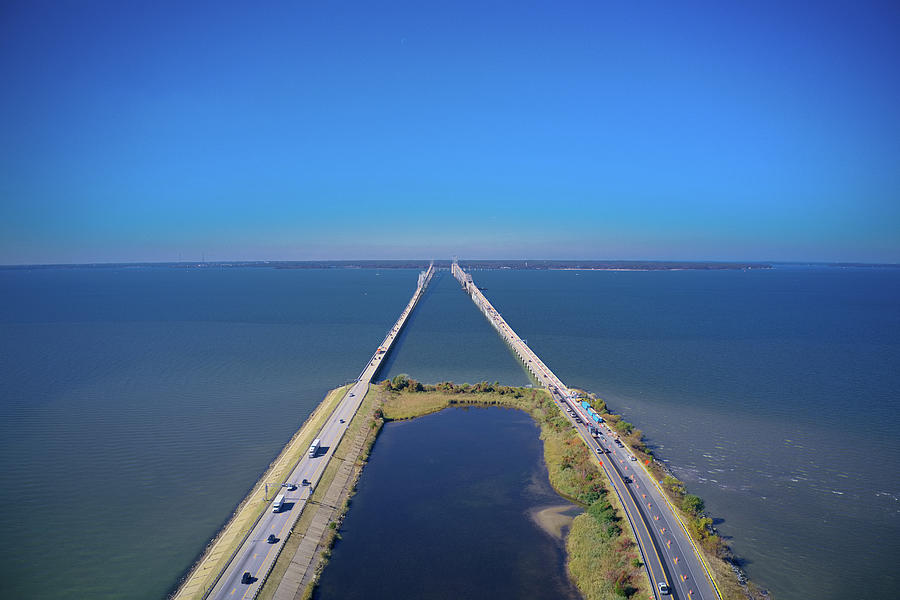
[173,384,352,600]
[572,389,770,600]
[379,376,651,600]
[258,383,385,600]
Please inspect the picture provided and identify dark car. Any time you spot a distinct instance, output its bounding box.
[302,478,310,486]
[267,534,278,544]
[241,572,253,584]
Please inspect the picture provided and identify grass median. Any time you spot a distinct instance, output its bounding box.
[573,389,770,600]
[257,383,383,600]
[376,377,651,600]
[172,384,352,600]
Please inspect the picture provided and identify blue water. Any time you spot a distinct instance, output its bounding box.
[314,407,581,600]
[381,271,532,386]
[459,266,900,599]
[1,265,897,599]
[0,267,418,599]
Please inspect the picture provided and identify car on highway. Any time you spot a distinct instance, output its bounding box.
[241,572,253,584]
[630,456,637,461]
[339,418,345,423]
[302,478,310,486]
[657,582,670,595]
[267,534,278,544]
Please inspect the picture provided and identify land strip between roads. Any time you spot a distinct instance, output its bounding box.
[172,384,351,600]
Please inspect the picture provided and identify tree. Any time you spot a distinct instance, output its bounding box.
[390,374,409,391]
[682,494,705,516]
[663,475,685,497]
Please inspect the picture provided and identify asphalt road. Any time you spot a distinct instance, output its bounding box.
[207,377,370,600]
[451,262,719,600]
[555,389,719,600]
[206,265,434,600]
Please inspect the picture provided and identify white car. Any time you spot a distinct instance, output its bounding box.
[657,582,670,595]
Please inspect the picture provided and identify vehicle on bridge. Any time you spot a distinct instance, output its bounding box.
[272,493,286,513]
[309,438,321,458]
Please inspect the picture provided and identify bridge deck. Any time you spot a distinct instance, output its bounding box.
[450,260,720,600]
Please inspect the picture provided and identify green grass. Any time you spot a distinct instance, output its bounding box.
[258,384,384,600]
[381,390,451,420]
[571,388,768,600]
[173,384,352,600]
[377,382,651,600]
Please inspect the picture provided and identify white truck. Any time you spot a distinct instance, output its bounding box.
[272,493,285,513]
[309,438,321,458]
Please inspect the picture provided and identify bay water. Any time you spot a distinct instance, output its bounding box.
[1,265,897,599]
[387,266,900,599]
[0,267,416,599]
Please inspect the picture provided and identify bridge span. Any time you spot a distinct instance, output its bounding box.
[451,260,721,600]
[196,262,435,600]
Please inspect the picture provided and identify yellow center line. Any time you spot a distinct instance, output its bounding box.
[636,458,722,599]
[595,449,668,594]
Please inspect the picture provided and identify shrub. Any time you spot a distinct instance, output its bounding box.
[390,374,409,391]
[682,494,704,516]
[662,475,685,497]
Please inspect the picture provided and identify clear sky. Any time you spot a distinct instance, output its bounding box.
[1,1,898,264]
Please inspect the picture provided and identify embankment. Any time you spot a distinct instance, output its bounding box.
[573,389,770,600]
[171,384,352,600]
[376,377,651,600]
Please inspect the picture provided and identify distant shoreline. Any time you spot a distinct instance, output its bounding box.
[4,260,899,271]
[3,259,775,270]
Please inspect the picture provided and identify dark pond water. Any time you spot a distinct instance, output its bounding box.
[313,406,582,600]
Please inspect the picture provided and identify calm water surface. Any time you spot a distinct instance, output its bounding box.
[2,265,897,600]
[381,271,532,386]
[0,267,417,599]
[314,407,581,600]
[457,267,900,600]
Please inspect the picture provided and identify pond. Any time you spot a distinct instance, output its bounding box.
[314,406,583,600]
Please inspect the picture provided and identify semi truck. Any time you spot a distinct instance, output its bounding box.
[272,493,285,513]
[309,438,321,458]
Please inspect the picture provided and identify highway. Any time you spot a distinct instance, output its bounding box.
[452,260,719,600]
[204,263,434,600]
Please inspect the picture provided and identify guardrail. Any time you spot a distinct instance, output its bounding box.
[637,461,724,599]
[453,261,724,599]
[205,264,435,599]
[358,263,434,383]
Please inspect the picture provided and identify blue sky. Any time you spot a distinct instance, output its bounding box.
[1,1,898,264]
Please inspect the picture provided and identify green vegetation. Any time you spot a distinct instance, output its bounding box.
[173,384,352,600]
[255,379,764,600]
[378,380,650,600]
[258,384,384,600]
[681,494,705,516]
[573,388,770,600]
